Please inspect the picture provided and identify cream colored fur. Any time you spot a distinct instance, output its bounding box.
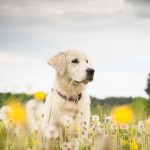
[42,50,94,138]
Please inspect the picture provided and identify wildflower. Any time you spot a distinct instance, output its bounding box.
[75,124,81,134]
[92,115,99,122]
[61,115,73,127]
[111,105,134,125]
[137,120,144,133]
[0,106,11,121]
[110,123,117,131]
[122,139,130,150]
[34,91,46,101]
[79,134,92,146]
[104,115,112,124]
[122,139,129,146]
[6,100,26,125]
[44,125,59,139]
[33,139,40,145]
[131,139,139,150]
[91,125,102,135]
[93,120,101,126]
[92,115,100,126]
[61,139,80,150]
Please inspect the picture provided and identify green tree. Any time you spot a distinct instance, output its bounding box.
[145,73,150,100]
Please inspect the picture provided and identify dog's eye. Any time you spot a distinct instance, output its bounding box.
[72,59,79,63]
[86,59,88,63]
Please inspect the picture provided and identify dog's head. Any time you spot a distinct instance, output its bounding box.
[48,50,95,84]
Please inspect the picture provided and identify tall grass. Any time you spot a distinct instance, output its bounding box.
[0,93,150,150]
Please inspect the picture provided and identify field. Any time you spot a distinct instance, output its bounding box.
[0,92,150,150]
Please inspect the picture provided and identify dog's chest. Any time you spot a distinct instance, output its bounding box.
[63,101,81,111]
[59,98,84,119]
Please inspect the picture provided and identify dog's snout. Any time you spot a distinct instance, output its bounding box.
[86,68,95,76]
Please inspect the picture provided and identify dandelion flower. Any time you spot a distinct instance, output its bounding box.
[34,91,46,101]
[137,120,144,133]
[122,139,129,146]
[75,124,81,134]
[104,115,112,124]
[92,115,99,122]
[33,139,40,145]
[7,100,26,125]
[44,125,59,139]
[0,106,11,121]
[131,139,139,150]
[91,126,102,135]
[111,105,134,125]
[91,115,100,126]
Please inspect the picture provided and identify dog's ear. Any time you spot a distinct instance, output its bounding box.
[47,52,66,75]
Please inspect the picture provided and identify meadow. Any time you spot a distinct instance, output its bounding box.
[0,92,150,150]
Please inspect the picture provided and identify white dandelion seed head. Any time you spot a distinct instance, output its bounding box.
[0,105,11,120]
[104,115,112,124]
[92,115,99,122]
[61,115,74,127]
[44,125,59,139]
[92,126,102,135]
[110,122,117,130]
[138,120,145,133]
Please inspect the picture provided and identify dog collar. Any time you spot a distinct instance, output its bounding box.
[53,89,82,104]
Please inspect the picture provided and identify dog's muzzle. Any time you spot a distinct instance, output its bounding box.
[73,68,95,84]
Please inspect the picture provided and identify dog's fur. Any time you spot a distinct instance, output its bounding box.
[42,50,94,137]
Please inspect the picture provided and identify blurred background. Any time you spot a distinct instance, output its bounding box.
[0,0,150,98]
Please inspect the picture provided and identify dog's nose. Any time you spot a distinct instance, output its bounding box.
[86,68,95,76]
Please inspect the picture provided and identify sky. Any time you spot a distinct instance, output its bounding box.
[0,0,150,98]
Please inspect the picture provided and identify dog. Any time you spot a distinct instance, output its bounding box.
[42,49,95,138]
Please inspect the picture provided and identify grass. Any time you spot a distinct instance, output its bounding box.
[0,110,150,150]
[0,94,150,150]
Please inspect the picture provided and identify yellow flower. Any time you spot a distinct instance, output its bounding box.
[111,105,134,125]
[131,139,139,150]
[34,91,46,101]
[75,124,81,133]
[33,139,40,145]
[6,100,26,124]
[122,140,129,145]
[92,120,100,126]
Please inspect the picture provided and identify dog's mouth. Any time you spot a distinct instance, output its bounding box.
[73,78,93,85]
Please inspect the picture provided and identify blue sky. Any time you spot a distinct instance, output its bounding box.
[0,0,150,98]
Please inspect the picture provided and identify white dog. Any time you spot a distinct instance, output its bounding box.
[42,50,95,138]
